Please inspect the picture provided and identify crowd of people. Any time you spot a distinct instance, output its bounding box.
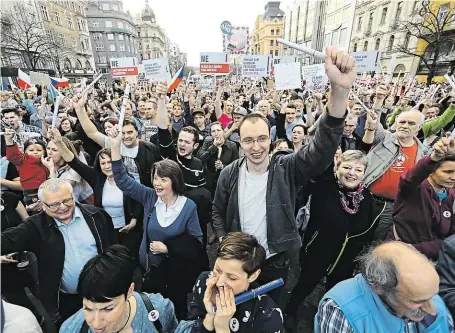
[1,47,455,333]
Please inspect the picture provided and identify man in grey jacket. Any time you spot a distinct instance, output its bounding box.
[438,234,455,319]
[212,47,357,307]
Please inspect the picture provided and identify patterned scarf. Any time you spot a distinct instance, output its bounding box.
[336,179,365,214]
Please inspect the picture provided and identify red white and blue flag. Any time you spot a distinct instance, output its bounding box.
[17,69,32,90]
[168,66,184,92]
[50,77,69,88]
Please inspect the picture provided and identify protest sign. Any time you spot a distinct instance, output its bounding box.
[242,55,270,77]
[352,51,380,72]
[200,53,230,75]
[200,78,213,92]
[137,64,146,81]
[142,58,172,82]
[274,62,301,90]
[272,56,298,66]
[301,64,328,91]
[110,57,139,77]
[30,71,51,86]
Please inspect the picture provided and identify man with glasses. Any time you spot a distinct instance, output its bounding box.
[212,47,358,308]
[366,108,428,241]
[1,178,116,327]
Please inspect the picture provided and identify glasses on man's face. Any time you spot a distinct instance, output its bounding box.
[241,135,270,146]
[44,197,74,211]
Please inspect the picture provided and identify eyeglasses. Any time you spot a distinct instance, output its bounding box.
[44,197,74,211]
[241,135,269,146]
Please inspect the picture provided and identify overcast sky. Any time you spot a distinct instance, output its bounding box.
[123,0,292,66]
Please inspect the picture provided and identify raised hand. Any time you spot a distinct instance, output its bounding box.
[365,110,378,129]
[106,126,123,148]
[48,127,63,143]
[4,127,16,145]
[72,93,86,111]
[213,285,236,331]
[324,47,357,91]
[156,82,168,100]
[431,132,455,161]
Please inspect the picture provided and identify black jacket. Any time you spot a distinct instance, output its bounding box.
[438,234,455,318]
[68,152,143,228]
[212,112,346,254]
[1,203,116,324]
[340,132,370,153]
[196,137,239,194]
[135,140,161,188]
[300,169,385,287]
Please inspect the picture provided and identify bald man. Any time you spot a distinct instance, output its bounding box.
[315,242,453,333]
[364,109,429,241]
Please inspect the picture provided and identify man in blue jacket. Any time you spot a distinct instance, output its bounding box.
[315,241,454,333]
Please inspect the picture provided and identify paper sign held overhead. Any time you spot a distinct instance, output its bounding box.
[242,55,270,77]
[274,62,302,91]
[30,71,51,86]
[142,58,172,82]
[272,56,298,66]
[301,64,328,91]
[110,57,138,77]
[352,51,380,72]
[200,52,230,75]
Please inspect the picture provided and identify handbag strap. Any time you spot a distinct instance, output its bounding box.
[392,224,401,241]
[145,206,156,274]
[79,293,162,333]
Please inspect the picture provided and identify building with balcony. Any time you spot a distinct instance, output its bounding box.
[349,0,422,78]
[38,0,95,79]
[86,0,139,73]
[135,0,167,61]
[250,1,285,57]
[415,0,455,82]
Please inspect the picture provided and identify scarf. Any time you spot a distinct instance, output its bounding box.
[336,179,365,214]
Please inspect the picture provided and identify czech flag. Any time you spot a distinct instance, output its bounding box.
[51,77,69,88]
[168,66,184,92]
[17,69,32,90]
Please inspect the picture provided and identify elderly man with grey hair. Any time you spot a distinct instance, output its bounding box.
[1,178,116,327]
[315,241,454,333]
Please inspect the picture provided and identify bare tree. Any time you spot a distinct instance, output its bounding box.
[394,1,455,84]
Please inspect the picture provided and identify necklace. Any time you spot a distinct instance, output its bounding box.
[114,300,131,333]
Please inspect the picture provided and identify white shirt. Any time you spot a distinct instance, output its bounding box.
[2,301,42,333]
[104,137,140,183]
[102,179,126,229]
[238,163,271,257]
[154,195,187,227]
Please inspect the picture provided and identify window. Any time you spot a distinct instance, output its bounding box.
[92,20,99,27]
[325,33,331,46]
[102,3,110,10]
[368,12,374,30]
[98,55,107,63]
[353,43,358,52]
[438,4,450,22]
[403,32,411,48]
[388,35,395,51]
[67,14,73,29]
[276,40,279,46]
[93,33,102,40]
[52,10,61,25]
[95,44,104,51]
[375,38,381,50]
[120,45,125,52]
[119,34,124,41]
[46,29,55,43]
[270,40,274,46]
[395,2,402,20]
[81,39,86,50]
[276,29,280,36]
[105,21,112,28]
[270,50,273,55]
[357,16,363,31]
[271,29,275,35]
[78,4,84,15]
[109,44,116,52]
[339,28,347,45]
[331,29,339,45]
[57,33,65,45]
[71,37,77,47]
[380,7,388,24]
[275,50,279,56]
[363,41,368,51]
[117,22,123,29]
[112,4,119,11]
[127,45,130,52]
[107,33,114,40]
[40,5,49,21]
[81,20,87,32]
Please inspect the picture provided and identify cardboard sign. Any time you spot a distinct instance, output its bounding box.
[242,55,270,77]
[142,58,171,82]
[272,56,298,66]
[301,64,328,91]
[275,62,301,90]
[30,71,51,86]
[200,78,213,92]
[110,57,138,77]
[200,52,230,75]
[352,51,380,72]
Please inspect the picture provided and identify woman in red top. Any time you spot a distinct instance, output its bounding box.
[4,128,48,212]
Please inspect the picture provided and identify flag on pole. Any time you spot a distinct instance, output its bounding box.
[50,77,69,88]
[8,77,17,90]
[168,66,184,92]
[17,69,32,90]
[48,83,59,102]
